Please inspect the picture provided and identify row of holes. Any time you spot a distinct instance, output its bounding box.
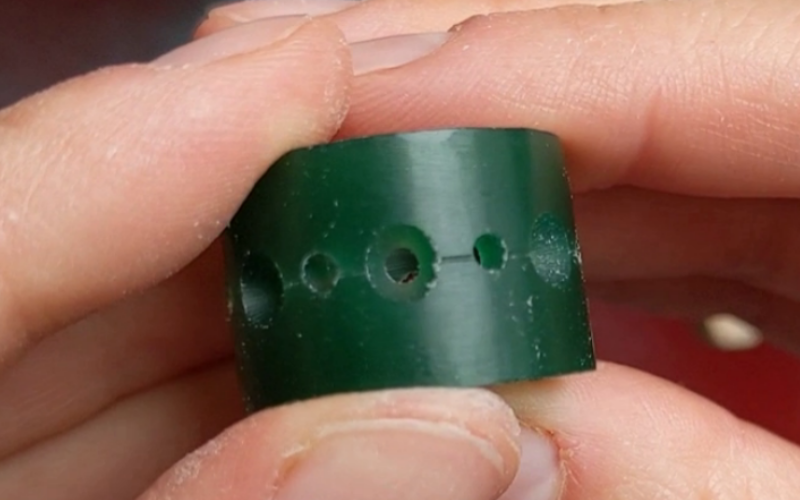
[237,215,575,326]
[304,233,506,294]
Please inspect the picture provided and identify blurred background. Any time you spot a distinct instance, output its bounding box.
[2,0,799,443]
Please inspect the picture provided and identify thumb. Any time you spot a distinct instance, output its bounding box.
[496,362,800,499]
[138,388,524,500]
[0,18,350,366]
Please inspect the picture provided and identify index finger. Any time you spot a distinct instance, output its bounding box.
[0,22,351,369]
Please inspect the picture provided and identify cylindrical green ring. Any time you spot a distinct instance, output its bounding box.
[225,128,596,412]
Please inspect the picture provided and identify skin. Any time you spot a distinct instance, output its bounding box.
[1,0,799,499]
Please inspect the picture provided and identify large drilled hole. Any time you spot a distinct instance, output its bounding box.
[239,255,283,328]
[302,253,339,294]
[473,233,507,271]
[384,248,420,284]
[367,225,437,302]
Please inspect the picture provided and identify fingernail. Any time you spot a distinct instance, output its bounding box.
[351,32,450,76]
[209,0,357,23]
[498,428,562,500]
[153,15,307,67]
[276,418,512,500]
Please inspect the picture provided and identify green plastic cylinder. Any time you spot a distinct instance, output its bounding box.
[225,128,595,412]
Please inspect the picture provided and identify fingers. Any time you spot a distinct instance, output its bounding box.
[198,0,800,196]
[197,0,631,41]
[0,244,230,460]
[575,188,800,301]
[495,362,800,499]
[138,388,524,500]
[341,0,800,197]
[0,363,242,500]
[0,20,351,367]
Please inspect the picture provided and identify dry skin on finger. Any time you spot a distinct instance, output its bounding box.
[0,22,352,369]
[139,389,525,500]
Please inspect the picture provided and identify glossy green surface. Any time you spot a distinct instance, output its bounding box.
[225,128,595,412]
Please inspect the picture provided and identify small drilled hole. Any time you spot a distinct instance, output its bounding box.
[473,234,506,270]
[384,248,420,284]
[303,253,339,294]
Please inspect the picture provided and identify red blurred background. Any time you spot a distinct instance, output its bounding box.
[590,301,800,443]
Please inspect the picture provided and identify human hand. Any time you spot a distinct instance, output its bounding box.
[0,10,593,500]
[0,18,480,500]
[2,0,799,498]
[198,0,800,497]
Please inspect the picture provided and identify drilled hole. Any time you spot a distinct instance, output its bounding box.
[384,248,420,284]
[238,255,283,328]
[473,234,506,270]
[302,253,339,294]
[367,225,437,301]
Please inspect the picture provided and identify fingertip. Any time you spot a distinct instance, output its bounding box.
[0,20,353,363]
[261,387,523,476]
[142,388,523,500]
[202,18,352,148]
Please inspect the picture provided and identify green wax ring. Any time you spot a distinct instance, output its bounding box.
[225,128,595,412]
